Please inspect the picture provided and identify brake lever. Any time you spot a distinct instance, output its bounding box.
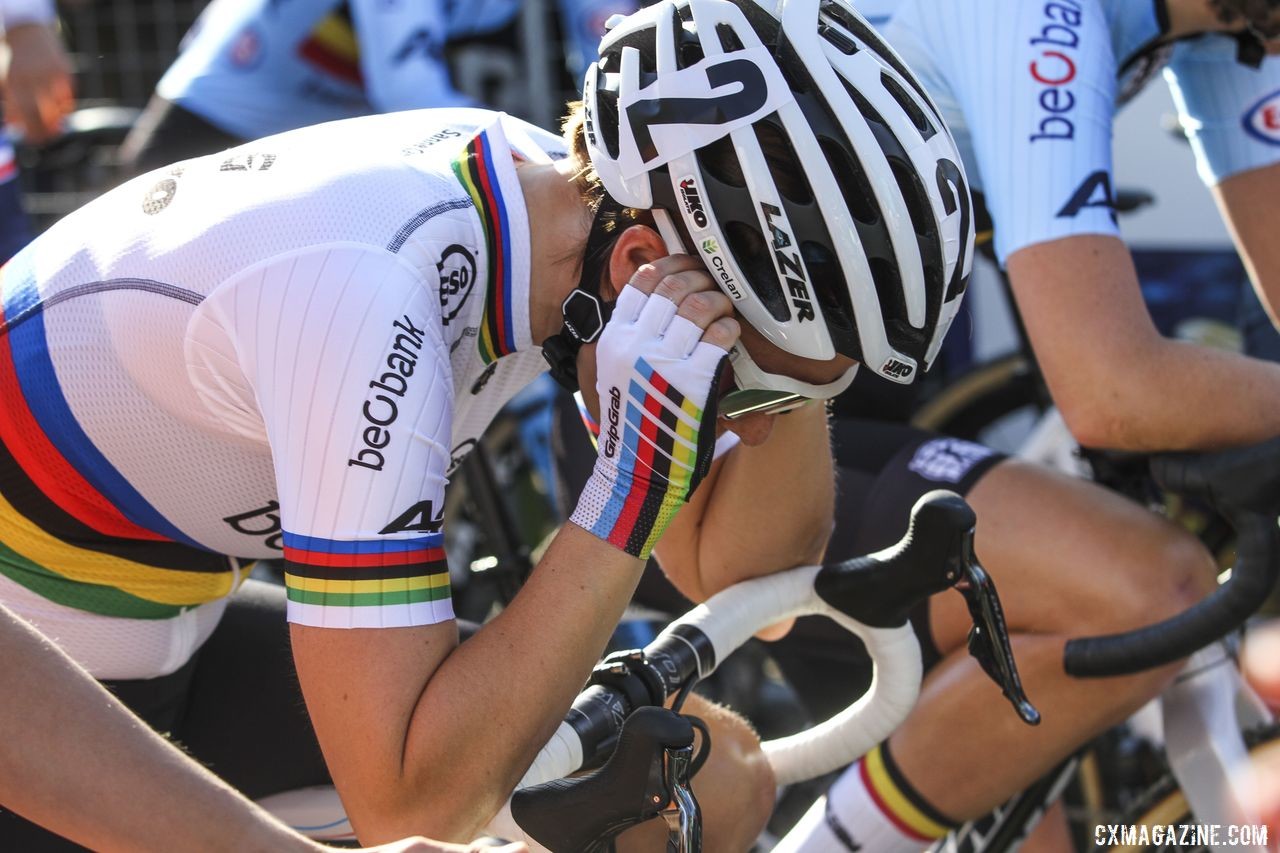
[954,533,1040,725]
[659,744,701,853]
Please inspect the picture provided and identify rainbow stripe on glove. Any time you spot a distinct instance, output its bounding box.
[571,357,712,559]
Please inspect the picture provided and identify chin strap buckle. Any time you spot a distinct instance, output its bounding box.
[542,288,614,392]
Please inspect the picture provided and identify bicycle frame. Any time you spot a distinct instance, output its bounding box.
[1156,643,1273,851]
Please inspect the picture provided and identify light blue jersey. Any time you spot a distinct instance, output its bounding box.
[158,0,636,140]
[859,0,1280,262]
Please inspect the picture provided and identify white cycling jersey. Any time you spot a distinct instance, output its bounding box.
[0,110,560,675]
[158,0,637,140]
[858,0,1280,262]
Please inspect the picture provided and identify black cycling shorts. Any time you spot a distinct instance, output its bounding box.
[768,417,1006,723]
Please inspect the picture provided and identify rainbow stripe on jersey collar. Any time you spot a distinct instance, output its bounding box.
[452,131,518,365]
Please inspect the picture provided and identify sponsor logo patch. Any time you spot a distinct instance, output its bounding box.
[603,386,622,458]
[223,500,283,550]
[678,175,709,230]
[229,27,263,70]
[348,315,427,472]
[700,237,745,301]
[880,358,915,381]
[1244,89,1280,146]
[907,438,995,484]
[437,243,477,325]
[1027,0,1083,143]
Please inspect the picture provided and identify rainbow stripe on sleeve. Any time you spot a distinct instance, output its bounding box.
[451,131,516,365]
[282,531,454,628]
[581,358,702,558]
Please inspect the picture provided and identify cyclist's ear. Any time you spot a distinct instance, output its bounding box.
[604,224,666,302]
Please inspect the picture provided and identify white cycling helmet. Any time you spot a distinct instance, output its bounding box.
[582,0,975,397]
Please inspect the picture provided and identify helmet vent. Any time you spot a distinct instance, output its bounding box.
[869,256,924,354]
[819,135,879,226]
[888,155,945,333]
[717,23,746,52]
[595,88,623,160]
[820,1,941,124]
[803,240,861,357]
[880,72,936,140]
[725,220,790,322]
[698,135,748,189]
[818,22,859,55]
[756,121,812,205]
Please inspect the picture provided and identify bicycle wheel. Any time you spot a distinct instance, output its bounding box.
[1112,723,1280,853]
[910,353,1048,445]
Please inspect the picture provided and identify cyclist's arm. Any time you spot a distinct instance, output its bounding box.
[0,603,458,853]
[1007,234,1280,449]
[349,0,473,112]
[293,524,644,843]
[653,402,833,602]
[1215,164,1280,324]
[1162,39,1280,329]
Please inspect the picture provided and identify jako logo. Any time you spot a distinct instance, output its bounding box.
[1028,0,1083,143]
[1244,89,1280,146]
[603,386,622,458]
[881,358,914,380]
[678,176,709,229]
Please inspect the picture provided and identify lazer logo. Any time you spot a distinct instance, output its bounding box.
[1244,89,1280,146]
[1028,0,1083,143]
[583,101,598,148]
[603,386,622,458]
[349,315,426,472]
[760,202,815,322]
[880,358,914,380]
[678,176,709,230]
[700,238,744,301]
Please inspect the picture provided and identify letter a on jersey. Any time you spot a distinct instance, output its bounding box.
[1057,170,1116,222]
[379,500,444,535]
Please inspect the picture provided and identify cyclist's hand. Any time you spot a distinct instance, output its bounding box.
[570,256,738,559]
[360,838,527,853]
[3,23,74,145]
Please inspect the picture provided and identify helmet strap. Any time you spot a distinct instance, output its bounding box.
[541,203,618,392]
[1235,28,1267,67]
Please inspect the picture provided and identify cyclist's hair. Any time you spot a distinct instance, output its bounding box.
[1209,0,1280,36]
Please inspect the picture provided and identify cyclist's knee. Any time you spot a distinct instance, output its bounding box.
[1092,523,1214,635]
[682,695,775,849]
[614,698,772,852]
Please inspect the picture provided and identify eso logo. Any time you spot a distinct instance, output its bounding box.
[437,243,477,325]
[1243,89,1280,146]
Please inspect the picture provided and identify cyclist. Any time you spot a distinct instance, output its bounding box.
[119,0,638,175]
[771,0,1280,849]
[0,605,522,853]
[0,0,73,262]
[0,0,972,846]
